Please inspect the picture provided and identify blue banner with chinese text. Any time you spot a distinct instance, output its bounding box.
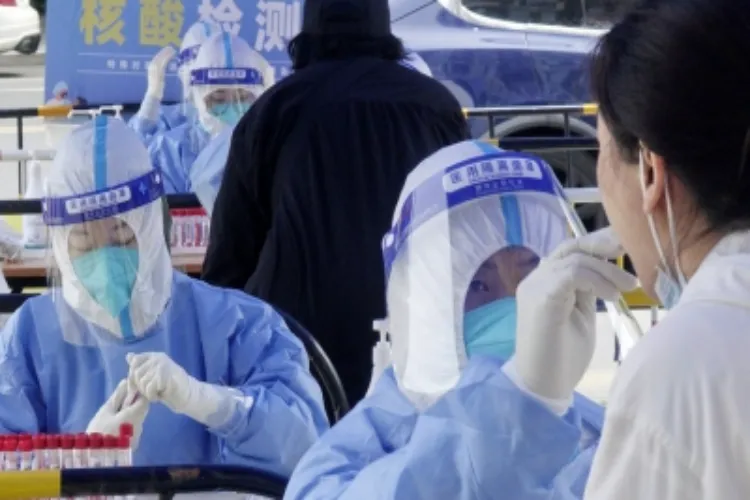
[45,0,301,105]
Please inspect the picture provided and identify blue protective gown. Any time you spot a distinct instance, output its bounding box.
[0,272,329,477]
[148,120,211,194]
[190,125,233,215]
[284,356,601,499]
[128,100,189,148]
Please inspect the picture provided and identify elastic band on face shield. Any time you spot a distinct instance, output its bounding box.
[178,45,201,67]
[381,152,559,279]
[42,170,165,226]
[190,67,265,86]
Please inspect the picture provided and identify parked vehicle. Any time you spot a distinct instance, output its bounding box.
[44,0,626,227]
[0,0,41,55]
[392,0,627,227]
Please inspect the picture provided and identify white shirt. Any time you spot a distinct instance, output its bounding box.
[585,232,750,499]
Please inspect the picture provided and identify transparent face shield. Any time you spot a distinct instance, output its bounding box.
[177,45,201,117]
[190,67,263,137]
[462,246,540,360]
[41,115,173,347]
[381,142,643,407]
[383,147,569,405]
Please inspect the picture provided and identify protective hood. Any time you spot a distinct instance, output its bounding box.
[43,115,173,344]
[178,20,222,98]
[383,140,570,408]
[190,32,275,137]
[301,0,391,37]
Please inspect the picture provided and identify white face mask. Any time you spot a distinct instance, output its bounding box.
[639,150,687,308]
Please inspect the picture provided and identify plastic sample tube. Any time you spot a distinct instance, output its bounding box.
[46,434,61,471]
[17,438,32,471]
[32,434,47,470]
[60,434,75,470]
[73,434,89,468]
[4,436,18,471]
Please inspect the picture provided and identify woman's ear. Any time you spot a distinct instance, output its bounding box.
[641,148,667,214]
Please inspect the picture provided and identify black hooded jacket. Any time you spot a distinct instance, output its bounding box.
[202,57,470,404]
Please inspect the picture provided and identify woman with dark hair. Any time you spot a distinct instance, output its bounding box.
[486,0,750,497]
[202,0,469,406]
[297,0,750,497]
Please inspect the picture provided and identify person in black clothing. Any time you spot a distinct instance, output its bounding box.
[201,0,470,406]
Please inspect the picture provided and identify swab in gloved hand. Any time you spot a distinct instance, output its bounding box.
[502,227,638,416]
[86,379,150,448]
[127,352,252,429]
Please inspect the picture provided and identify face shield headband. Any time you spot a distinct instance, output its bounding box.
[42,170,165,227]
[189,68,265,87]
[381,151,559,280]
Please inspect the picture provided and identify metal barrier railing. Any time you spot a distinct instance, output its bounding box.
[464,103,599,188]
[0,102,181,194]
[0,464,286,499]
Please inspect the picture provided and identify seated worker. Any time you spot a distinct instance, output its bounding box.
[149,31,274,194]
[283,140,605,499]
[0,115,328,476]
[129,20,223,146]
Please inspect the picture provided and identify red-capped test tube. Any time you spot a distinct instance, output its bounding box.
[103,435,118,467]
[17,437,32,471]
[88,433,104,468]
[116,435,131,467]
[60,434,75,470]
[73,434,89,469]
[5,436,18,471]
[46,434,61,471]
[118,424,133,466]
[32,434,46,470]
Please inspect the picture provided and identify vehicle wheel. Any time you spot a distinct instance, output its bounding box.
[15,34,41,55]
[538,149,609,232]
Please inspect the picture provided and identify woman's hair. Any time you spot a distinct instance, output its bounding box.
[287,33,406,70]
[591,0,750,232]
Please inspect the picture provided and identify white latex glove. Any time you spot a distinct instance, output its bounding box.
[86,380,149,448]
[139,46,176,122]
[502,228,638,415]
[127,352,249,429]
[146,46,176,100]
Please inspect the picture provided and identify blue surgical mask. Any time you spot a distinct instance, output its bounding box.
[463,297,517,360]
[72,247,139,334]
[209,102,250,126]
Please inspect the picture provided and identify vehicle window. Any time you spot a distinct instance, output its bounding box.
[581,0,632,26]
[462,0,584,26]
[462,0,632,27]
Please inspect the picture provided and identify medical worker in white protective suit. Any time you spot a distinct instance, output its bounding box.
[149,31,274,194]
[284,140,606,499]
[190,51,429,216]
[129,20,223,146]
[0,115,328,475]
